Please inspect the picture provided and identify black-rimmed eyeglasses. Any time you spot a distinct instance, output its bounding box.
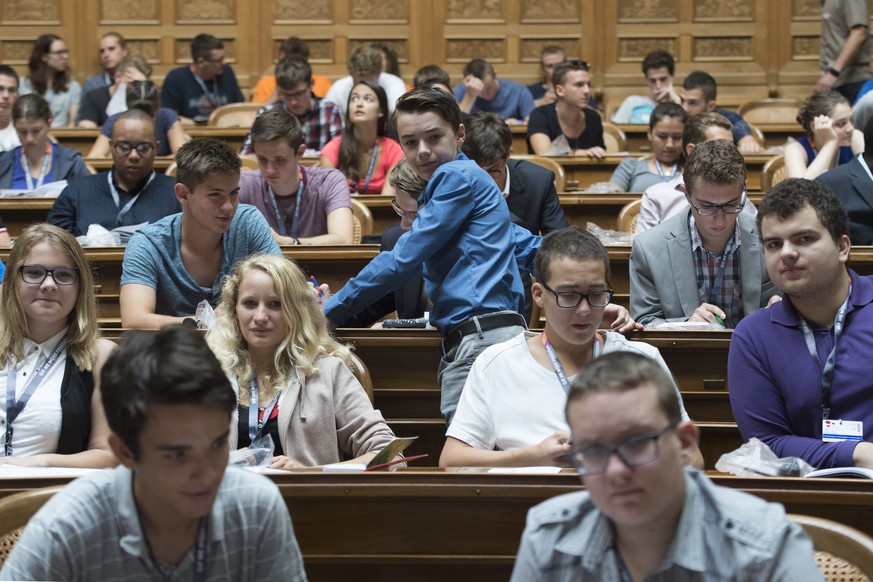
[686,193,746,216]
[540,282,613,308]
[567,424,677,476]
[19,265,80,286]
[111,141,155,156]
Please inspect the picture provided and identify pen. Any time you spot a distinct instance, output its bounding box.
[365,453,429,472]
[714,314,725,327]
[309,275,324,298]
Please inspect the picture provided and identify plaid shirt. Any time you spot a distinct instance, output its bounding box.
[241,96,342,155]
[689,213,743,328]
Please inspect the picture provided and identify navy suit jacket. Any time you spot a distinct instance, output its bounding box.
[816,156,873,245]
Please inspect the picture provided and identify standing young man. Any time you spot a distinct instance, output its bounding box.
[0,326,307,581]
[120,138,281,328]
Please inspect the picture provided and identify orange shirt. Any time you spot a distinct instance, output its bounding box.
[252,73,332,103]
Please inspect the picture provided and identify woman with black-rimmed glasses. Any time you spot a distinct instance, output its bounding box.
[0,224,116,468]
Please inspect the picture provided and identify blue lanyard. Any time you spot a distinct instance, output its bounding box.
[357,144,379,193]
[192,517,208,582]
[4,338,67,456]
[189,66,217,108]
[707,228,737,307]
[798,286,851,420]
[247,377,279,442]
[19,144,52,191]
[267,166,305,238]
[654,159,676,182]
[541,332,602,395]
[107,169,156,226]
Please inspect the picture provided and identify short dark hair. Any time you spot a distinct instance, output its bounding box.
[462,59,495,80]
[275,57,312,90]
[347,46,382,77]
[461,112,512,164]
[683,139,746,196]
[12,93,51,124]
[566,352,681,426]
[649,101,686,131]
[250,108,304,151]
[540,45,565,64]
[175,137,242,191]
[683,70,718,103]
[393,86,462,133]
[535,226,611,287]
[101,32,126,49]
[126,80,159,117]
[683,112,732,150]
[552,59,589,88]
[642,50,675,76]
[191,33,224,62]
[280,36,309,60]
[0,65,19,85]
[758,178,849,243]
[413,65,450,89]
[101,326,235,458]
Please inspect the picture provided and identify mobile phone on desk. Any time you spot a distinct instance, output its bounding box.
[381,318,429,328]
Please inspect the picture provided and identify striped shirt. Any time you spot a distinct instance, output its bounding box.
[689,213,744,328]
[241,97,342,155]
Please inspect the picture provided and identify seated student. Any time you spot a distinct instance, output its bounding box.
[679,70,765,153]
[0,94,89,190]
[611,49,681,124]
[160,34,244,125]
[324,46,407,118]
[120,138,281,328]
[319,80,404,194]
[730,179,873,470]
[440,227,703,469]
[80,32,128,97]
[630,139,778,328]
[511,352,821,581]
[0,224,116,468]
[77,55,149,128]
[636,112,740,235]
[609,102,686,192]
[19,35,80,128]
[88,80,186,157]
[251,36,332,104]
[0,65,21,153]
[48,109,180,237]
[413,65,451,93]
[454,59,535,124]
[0,326,306,580]
[817,116,873,245]
[241,109,353,245]
[528,46,565,107]
[241,58,342,155]
[785,90,863,179]
[371,42,406,86]
[207,254,397,468]
[527,60,605,157]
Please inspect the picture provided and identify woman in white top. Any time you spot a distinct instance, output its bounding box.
[19,35,81,128]
[0,224,116,467]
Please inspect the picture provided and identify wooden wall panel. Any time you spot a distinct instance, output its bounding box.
[0,0,846,107]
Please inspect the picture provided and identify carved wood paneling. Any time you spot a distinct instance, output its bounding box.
[2,0,59,22]
[618,0,677,23]
[275,0,330,21]
[617,38,678,61]
[446,39,505,62]
[521,0,579,22]
[793,36,821,60]
[695,0,753,21]
[1,41,36,64]
[350,0,407,22]
[693,37,753,61]
[520,39,580,62]
[101,0,158,22]
[447,0,502,21]
[793,0,819,18]
[349,39,408,62]
[126,39,161,63]
[176,0,234,22]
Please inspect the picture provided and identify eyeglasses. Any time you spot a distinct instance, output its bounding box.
[540,282,613,308]
[48,49,70,56]
[567,424,676,476]
[686,193,746,216]
[390,199,417,221]
[19,265,79,286]
[111,141,155,156]
[280,88,310,100]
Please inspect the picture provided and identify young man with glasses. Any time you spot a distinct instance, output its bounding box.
[160,34,244,126]
[48,108,179,237]
[241,58,341,155]
[630,139,778,328]
[440,226,701,468]
[511,351,821,581]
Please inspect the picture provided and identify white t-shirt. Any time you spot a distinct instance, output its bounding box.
[447,331,690,452]
[324,72,407,117]
[0,122,20,153]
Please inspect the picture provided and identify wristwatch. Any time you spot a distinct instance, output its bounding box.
[827,66,841,77]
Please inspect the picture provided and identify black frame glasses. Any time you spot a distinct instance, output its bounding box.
[19,265,80,286]
[686,192,746,217]
[111,141,155,156]
[540,282,613,308]
[567,424,677,476]
[390,199,417,221]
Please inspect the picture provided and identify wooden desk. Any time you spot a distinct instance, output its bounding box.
[1,470,868,581]
[54,127,252,155]
[84,157,174,172]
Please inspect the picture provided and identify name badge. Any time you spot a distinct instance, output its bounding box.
[822,419,863,442]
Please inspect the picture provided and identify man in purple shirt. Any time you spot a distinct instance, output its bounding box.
[729,178,873,470]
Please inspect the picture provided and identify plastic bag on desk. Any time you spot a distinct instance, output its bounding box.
[544,134,572,156]
[195,300,217,329]
[76,224,122,247]
[715,437,814,477]
[229,433,275,470]
[584,181,625,194]
[586,222,633,246]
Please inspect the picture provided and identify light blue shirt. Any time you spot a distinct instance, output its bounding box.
[121,204,281,316]
[453,79,536,120]
[325,153,541,334]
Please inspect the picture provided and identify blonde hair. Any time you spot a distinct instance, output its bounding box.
[0,224,99,370]
[207,254,353,399]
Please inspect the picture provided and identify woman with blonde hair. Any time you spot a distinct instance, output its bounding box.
[207,253,396,468]
[0,224,116,467]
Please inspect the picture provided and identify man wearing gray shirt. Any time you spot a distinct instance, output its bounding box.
[512,351,822,582]
[0,326,307,581]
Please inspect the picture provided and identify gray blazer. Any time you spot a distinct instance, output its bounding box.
[630,211,777,327]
